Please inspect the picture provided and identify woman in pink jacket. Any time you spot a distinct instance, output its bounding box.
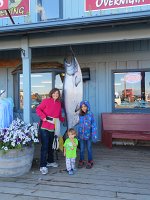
[36,88,64,175]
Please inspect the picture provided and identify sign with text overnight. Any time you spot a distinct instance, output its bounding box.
[85,0,150,11]
[0,0,8,10]
[0,0,29,18]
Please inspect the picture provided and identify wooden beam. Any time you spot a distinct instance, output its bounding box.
[0,59,20,68]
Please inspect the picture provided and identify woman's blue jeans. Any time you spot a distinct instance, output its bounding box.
[40,129,54,167]
[79,139,93,162]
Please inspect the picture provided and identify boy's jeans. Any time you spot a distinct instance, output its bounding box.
[79,139,93,161]
[40,129,54,167]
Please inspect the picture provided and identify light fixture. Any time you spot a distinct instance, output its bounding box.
[81,68,90,81]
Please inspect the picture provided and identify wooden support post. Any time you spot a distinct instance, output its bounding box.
[21,36,31,123]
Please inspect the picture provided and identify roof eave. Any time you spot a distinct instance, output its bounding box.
[0,10,150,36]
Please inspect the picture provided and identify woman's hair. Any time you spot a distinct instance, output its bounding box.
[49,88,61,100]
[67,128,76,136]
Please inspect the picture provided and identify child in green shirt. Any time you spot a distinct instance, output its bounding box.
[64,128,78,175]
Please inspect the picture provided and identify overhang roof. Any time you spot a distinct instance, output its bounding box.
[0,10,150,36]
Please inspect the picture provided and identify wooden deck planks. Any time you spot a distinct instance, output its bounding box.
[0,144,150,200]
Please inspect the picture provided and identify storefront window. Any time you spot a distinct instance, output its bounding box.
[55,73,64,95]
[37,0,60,21]
[20,72,52,109]
[114,71,150,109]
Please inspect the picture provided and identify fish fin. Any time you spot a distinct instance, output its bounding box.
[75,104,80,112]
[75,75,81,87]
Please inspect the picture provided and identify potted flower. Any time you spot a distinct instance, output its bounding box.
[0,118,39,177]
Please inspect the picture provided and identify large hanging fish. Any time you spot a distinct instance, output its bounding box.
[63,56,83,129]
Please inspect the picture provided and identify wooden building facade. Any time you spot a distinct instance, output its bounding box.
[0,0,150,139]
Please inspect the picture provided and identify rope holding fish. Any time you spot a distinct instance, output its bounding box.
[70,45,75,57]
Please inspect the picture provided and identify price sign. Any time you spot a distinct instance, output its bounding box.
[0,0,8,10]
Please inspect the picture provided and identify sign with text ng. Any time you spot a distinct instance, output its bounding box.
[0,0,8,10]
[0,0,29,18]
[85,0,150,11]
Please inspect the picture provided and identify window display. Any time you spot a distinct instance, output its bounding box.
[114,71,150,109]
[20,72,63,109]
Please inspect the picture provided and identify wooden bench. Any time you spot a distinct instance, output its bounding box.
[101,113,150,148]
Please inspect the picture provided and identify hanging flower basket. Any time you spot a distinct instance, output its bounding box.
[0,118,39,177]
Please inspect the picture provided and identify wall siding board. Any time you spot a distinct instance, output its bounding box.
[140,40,149,51]
[134,40,142,51]
[139,60,150,69]
[96,62,106,139]
[112,42,120,53]
[107,61,117,112]
[97,62,107,113]
[63,0,72,19]
[88,66,96,113]
[116,61,127,70]
[81,63,89,100]
[89,64,98,137]
[146,40,150,51]
[127,60,139,69]
[95,62,100,139]
[83,81,89,101]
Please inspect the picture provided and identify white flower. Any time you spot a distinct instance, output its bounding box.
[0,118,39,151]
[34,138,39,143]
[11,142,16,147]
[4,147,8,151]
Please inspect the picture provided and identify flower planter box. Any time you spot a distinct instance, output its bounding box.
[0,146,34,177]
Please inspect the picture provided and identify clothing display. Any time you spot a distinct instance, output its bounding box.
[0,97,14,129]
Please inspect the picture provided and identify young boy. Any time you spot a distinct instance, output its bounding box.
[64,128,78,175]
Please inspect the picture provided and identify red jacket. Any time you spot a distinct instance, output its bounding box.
[36,97,64,131]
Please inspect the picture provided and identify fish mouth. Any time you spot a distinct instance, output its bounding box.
[64,57,78,76]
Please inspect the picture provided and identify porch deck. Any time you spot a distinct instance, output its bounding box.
[0,143,150,200]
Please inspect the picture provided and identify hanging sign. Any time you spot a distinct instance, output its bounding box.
[85,0,150,11]
[0,0,29,18]
[124,73,142,84]
[0,0,8,10]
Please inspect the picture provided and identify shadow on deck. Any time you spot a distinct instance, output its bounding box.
[0,143,150,200]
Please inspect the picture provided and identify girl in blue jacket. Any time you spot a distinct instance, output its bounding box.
[78,100,98,169]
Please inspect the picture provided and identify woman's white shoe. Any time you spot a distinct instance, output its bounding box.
[46,162,58,167]
[40,167,48,175]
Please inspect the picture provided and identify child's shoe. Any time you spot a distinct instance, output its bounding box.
[68,170,74,175]
[40,167,48,175]
[72,168,77,173]
[86,160,94,169]
[72,168,77,171]
[78,160,86,168]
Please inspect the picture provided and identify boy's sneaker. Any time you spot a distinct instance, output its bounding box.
[40,167,48,175]
[68,170,74,175]
[46,162,58,168]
